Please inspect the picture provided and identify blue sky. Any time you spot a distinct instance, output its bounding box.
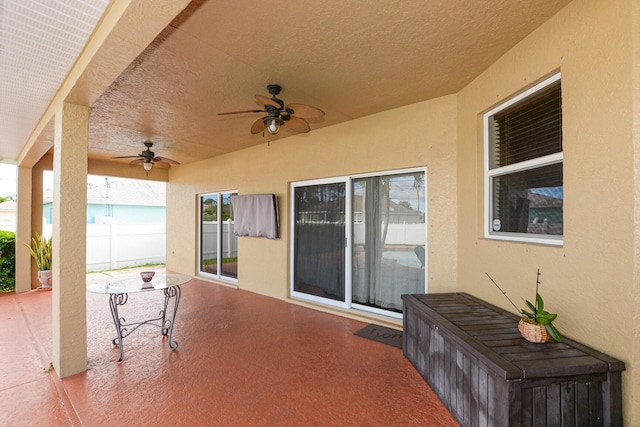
[0,164,108,198]
[0,164,16,197]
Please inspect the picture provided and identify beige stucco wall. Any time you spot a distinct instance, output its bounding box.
[457,0,638,422]
[167,94,458,310]
[165,0,640,421]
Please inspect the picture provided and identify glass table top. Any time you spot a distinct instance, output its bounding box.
[87,273,192,294]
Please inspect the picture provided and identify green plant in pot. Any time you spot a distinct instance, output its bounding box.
[25,232,52,290]
[519,291,562,343]
[486,269,562,343]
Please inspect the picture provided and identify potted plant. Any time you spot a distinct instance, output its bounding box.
[486,269,562,343]
[25,232,52,290]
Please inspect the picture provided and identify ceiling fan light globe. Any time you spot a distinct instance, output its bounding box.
[267,118,283,135]
[143,162,153,171]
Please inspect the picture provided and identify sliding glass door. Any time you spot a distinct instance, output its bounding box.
[291,169,426,316]
[199,191,238,281]
[292,181,347,305]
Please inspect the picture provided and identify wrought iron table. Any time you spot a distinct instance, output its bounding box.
[87,273,192,362]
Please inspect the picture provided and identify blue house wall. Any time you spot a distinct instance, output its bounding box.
[43,202,166,224]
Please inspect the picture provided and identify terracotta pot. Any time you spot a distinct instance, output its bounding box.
[37,270,52,289]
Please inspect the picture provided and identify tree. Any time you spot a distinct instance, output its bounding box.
[412,172,423,214]
[203,204,217,221]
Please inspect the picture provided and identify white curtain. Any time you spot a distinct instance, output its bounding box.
[352,175,425,311]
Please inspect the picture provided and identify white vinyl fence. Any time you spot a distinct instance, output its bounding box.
[4,220,425,273]
[39,223,166,272]
[201,220,238,261]
[353,222,426,245]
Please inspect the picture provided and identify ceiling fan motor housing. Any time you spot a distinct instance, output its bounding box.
[267,84,282,95]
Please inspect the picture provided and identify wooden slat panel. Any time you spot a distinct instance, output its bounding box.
[444,335,451,405]
[588,381,604,426]
[456,348,464,418]
[465,324,519,335]
[604,372,624,426]
[494,342,570,355]
[440,332,447,394]
[475,332,524,341]
[575,382,589,426]
[532,387,546,427]
[487,373,512,427]
[507,381,523,427]
[502,348,585,362]
[561,381,575,426]
[470,361,479,427]
[419,315,430,378]
[522,387,533,427]
[516,355,609,378]
[545,383,560,426]
[478,368,489,427]
[449,342,457,411]
[463,353,471,424]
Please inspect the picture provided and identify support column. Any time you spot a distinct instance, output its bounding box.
[15,166,32,293]
[29,163,45,289]
[52,102,88,378]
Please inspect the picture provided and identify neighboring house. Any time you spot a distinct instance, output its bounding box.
[527,191,563,235]
[42,178,165,225]
[0,200,16,232]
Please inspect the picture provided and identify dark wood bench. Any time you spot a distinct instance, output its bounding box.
[402,292,625,427]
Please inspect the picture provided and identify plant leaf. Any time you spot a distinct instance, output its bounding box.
[536,293,544,312]
[525,300,536,313]
[536,316,550,325]
[542,313,557,322]
[546,323,563,342]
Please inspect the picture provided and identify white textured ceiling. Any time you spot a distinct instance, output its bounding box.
[1,0,572,167]
[0,0,110,162]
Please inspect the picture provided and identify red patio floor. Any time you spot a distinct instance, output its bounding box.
[0,271,458,426]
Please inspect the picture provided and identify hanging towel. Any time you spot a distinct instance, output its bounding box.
[230,194,280,239]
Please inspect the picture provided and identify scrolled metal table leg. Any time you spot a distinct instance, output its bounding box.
[162,285,181,351]
[108,293,128,362]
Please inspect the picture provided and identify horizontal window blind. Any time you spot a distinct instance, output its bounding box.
[490,81,562,169]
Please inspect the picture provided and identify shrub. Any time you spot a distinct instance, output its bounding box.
[0,230,15,292]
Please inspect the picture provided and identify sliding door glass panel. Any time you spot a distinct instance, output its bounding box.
[352,172,425,312]
[200,194,218,275]
[221,193,238,279]
[199,191,238,280]
[293,182,346,302]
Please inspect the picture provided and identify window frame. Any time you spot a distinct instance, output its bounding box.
[483,72,563,246]
[289,167,427,319]
[197,190,239,283]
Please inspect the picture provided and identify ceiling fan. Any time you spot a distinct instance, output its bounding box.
[218,84,325,136]
[113,141,180,175]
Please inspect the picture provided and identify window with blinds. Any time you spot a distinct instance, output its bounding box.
[484,73,563,244]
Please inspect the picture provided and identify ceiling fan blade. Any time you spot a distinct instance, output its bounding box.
[250,117,266,134]
[129,159,145,165]
[113,155,142,159]
[152,160,172,169]
[157,156,180,165]
[286,103,325,119]
[286,116,311,133]
[255,94,281,109]
[218,109,264,115]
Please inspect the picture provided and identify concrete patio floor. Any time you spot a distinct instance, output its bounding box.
[0,268,458,426]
